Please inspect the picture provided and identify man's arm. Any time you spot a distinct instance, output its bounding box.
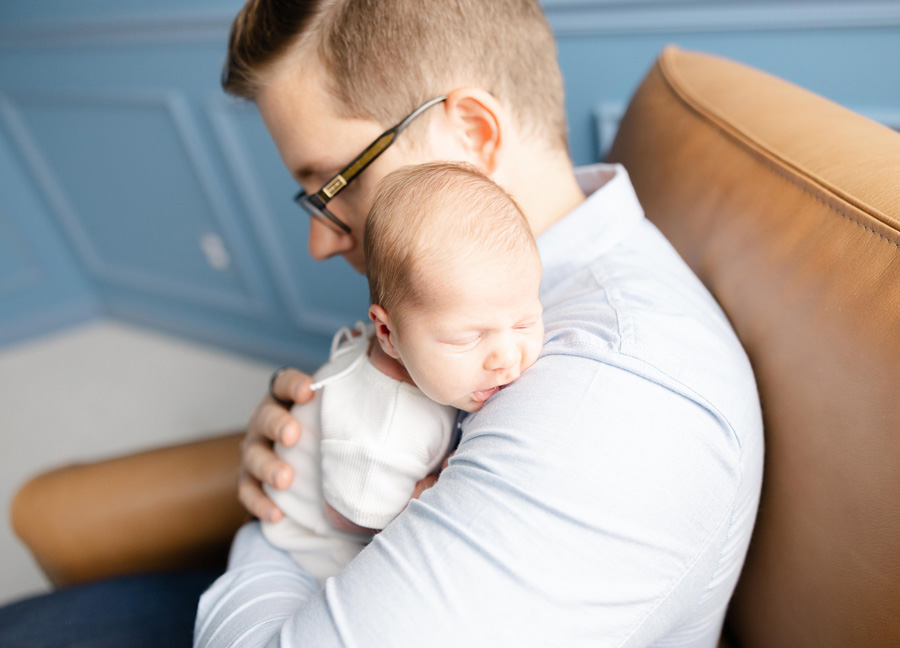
[200,357,752,647]
[195,468,445,648]
[194,522,320,648]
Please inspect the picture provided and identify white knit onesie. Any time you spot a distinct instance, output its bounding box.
[262,322,456,585]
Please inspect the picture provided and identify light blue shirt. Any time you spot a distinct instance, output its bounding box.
[195,164,764,648]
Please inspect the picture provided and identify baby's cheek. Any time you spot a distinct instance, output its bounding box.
[525,339,542,369]
[416,377,451,406]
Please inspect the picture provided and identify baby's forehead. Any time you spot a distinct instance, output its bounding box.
[405,244,541,304]
[410,241,533,281]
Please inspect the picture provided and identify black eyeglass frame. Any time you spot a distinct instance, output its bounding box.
[294,95,448,235]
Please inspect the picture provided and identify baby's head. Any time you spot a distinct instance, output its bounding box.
[365,162,544,412]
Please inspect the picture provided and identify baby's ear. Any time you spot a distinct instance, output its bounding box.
[369,304,400,359]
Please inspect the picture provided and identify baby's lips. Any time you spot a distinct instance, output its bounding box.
[472,386,500,402]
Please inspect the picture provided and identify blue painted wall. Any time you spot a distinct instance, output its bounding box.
[0,99,100,346]
[2,1,898,369]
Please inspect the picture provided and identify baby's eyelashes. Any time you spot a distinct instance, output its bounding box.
[441,335,481,350]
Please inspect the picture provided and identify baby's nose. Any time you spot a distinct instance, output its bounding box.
[485,344,519,372]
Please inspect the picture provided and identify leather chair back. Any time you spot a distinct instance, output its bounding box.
[608,46,900,647]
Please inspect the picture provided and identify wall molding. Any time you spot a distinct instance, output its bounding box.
[593,102,626,160]
[206,96,361,337]
[542,1,900,35]
[0,9,235,48]
[0,90,269,318]
[0,201,43,298]
[1,2,900,48]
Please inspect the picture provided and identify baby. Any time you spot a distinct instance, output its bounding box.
[262,161,544,584]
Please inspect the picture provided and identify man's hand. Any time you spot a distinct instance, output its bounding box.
[240,368,314,522]
[408,454,453,504]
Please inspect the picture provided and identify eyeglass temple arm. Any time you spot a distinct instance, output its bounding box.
[314,96,448,201]
[312,131,395,201]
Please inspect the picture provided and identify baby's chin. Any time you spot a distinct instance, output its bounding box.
[457,400,485,413]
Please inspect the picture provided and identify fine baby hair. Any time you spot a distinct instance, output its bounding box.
[364,161,539,318]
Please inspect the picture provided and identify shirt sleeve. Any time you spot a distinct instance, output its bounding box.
[196,354,750,648]
[193,522,320,648]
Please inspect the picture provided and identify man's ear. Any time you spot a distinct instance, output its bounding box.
[441,87,506,175]
[369,304,401,360]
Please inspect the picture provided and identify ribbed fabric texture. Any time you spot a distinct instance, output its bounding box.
[320,351,456,529]
[262,324,456,583]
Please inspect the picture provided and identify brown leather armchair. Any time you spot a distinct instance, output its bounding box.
[12,47,900,647]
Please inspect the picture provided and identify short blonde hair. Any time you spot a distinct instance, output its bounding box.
[223,0,568,151]
[365,162,539,318]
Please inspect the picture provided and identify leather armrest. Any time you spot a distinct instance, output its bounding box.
[11,432,249,587]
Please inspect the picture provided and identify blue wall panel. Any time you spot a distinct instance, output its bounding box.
[0,204,38,293]
[1,0,897,367]
[207,99,370,335]
[0,14,369,368]
[9,93,264,310]
[556,27,900,164]
[0,112,99,346]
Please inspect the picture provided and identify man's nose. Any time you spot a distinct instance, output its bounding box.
[308,219,353,261]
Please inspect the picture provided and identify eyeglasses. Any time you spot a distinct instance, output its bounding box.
[294,95,448,235]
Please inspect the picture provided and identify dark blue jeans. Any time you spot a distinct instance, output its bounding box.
[0,571,219,648]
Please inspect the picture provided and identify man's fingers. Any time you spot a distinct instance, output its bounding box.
[238,472,284,523]
[441,451,455,471]
[236,371,311,520]
[411,474,439,500]
[271,367,315,405]
[248,399,302,446]
[408,452,455,502]
[243,440,294,490]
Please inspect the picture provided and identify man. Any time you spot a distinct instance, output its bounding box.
[195,0,764,646]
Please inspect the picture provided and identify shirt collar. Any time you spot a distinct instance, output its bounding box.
[536,163,645,276]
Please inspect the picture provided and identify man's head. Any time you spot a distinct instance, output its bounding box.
[364,162,544,413]
[224,0,570,271]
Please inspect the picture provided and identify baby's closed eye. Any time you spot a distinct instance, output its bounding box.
[441,335,482,351]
